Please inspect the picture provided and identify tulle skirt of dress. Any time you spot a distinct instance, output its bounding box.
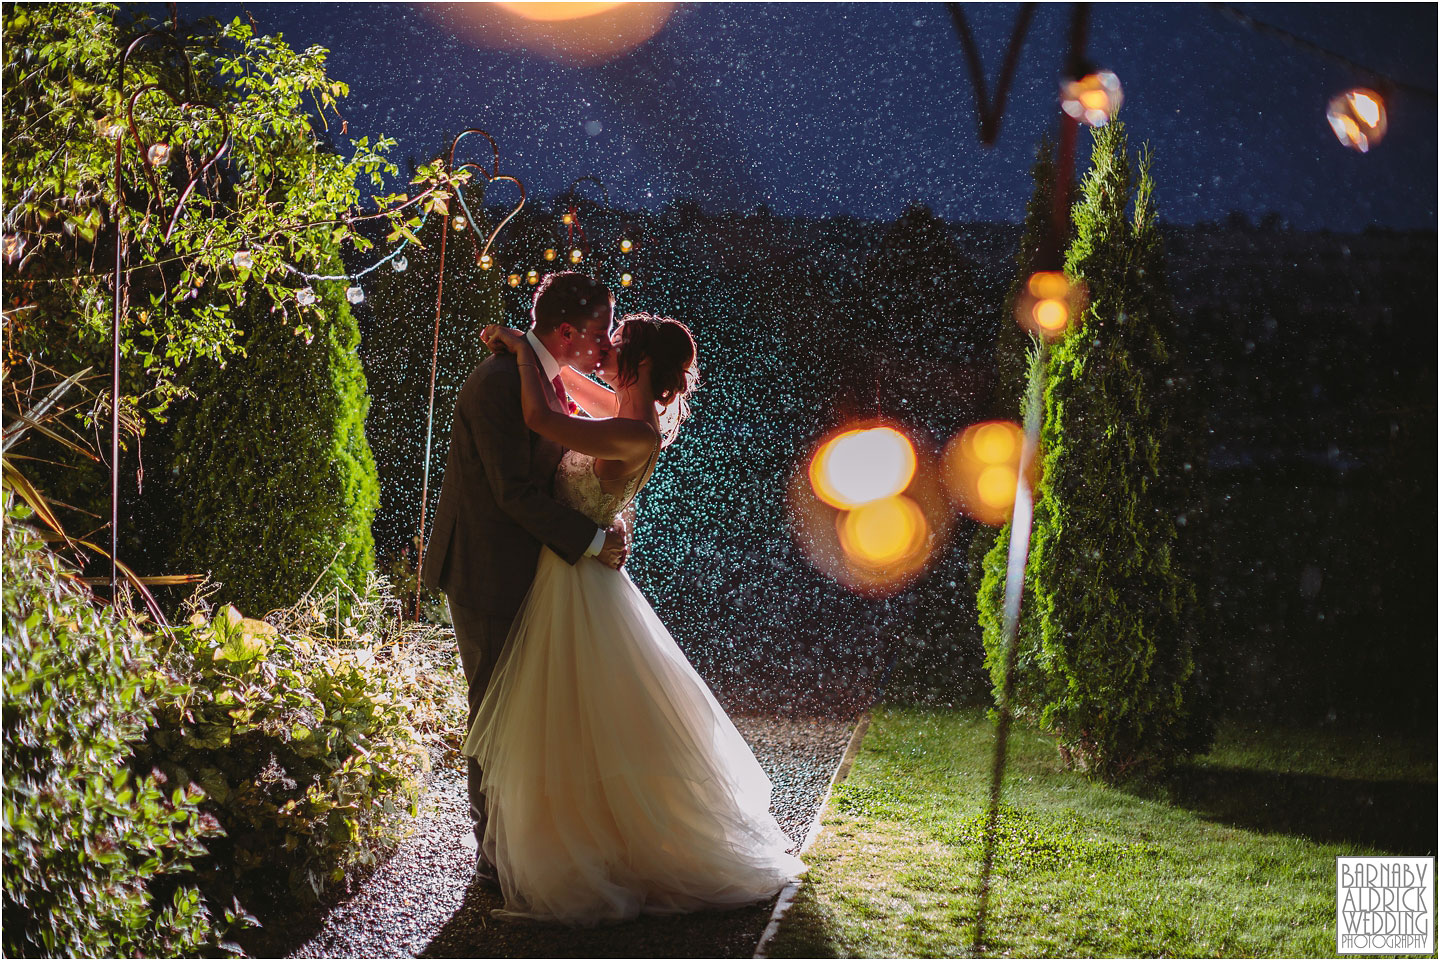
[461,548,805,926]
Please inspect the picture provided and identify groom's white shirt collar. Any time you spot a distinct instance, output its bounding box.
[524,329,562,385]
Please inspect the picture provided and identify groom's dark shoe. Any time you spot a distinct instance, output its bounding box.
[472,854,501,892]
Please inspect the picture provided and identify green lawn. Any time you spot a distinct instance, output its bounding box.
[765,707,1436,958]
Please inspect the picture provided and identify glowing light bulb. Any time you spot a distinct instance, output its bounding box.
[147,143,171,165]
[1015,271,1084,338]
[296,287,317,306]
[392,255,408,272]
[479,253,493,270]
[544,248,558,261]
[454,216,467,230]
[620,272,633,287]
[232,250,253,270]
[1327,88,1387,153]
[526,269,539,284]
[809,426,917,510]
[619,237,634,253]
[508,273,521,287]
[562,212,574,225]
[346,285,365,304]
[1061,70,1123,127]
[569,248,583,264]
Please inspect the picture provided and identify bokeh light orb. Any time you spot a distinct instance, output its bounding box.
[569,247,584,264]
[440,3,676,67]
[1015,270,1085,339]
[943,420,1028,526]
[1327,88,1387,153]
[619,237,634,253]
[809,425,917,510]
[1061,70,1123,126]
[507,273,521,287]
[544,247,558,261]
[620,272,634,287]
[478,253,493,269]
[836,495,929,570]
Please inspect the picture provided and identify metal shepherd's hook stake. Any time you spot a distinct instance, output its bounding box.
[110,24,228,599]
[414,129,524,620]
[971,3,1088,955]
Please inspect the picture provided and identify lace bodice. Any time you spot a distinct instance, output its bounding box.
[555,450,649,527]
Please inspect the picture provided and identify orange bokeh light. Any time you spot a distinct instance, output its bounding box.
[1061,70,1123,127]
[808,425,917,510]
[836,495,929,570]
[1015,270,1085,339]
[943,420,1028,526]
[433,2,676,66]
[495,2,626,21]
[1327,88,1387,153]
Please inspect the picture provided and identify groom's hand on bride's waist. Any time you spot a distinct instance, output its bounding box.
[598,524,629,570]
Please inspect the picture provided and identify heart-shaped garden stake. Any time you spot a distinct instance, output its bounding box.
[126,84,231,242]
[448,128,526,267]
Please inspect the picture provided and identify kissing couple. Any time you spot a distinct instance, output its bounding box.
[420,272,804,926]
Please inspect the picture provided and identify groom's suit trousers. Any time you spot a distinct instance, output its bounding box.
[449,599,513,850]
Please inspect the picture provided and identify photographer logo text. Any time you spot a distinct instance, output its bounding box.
[1337,856,1434,955]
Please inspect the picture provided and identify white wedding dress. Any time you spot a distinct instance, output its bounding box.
[461,448,804,926]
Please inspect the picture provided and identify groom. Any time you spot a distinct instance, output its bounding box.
[420,271,626,883]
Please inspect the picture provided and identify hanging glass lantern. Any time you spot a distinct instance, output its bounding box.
[526,269,540,285]
[507,273,521,287]
[568,248,583,264]
[232,250,254,270]
[619,237,634,253]
[544,248,558,261]
[1060,69,1123,127]
[620,272,634,287]
[479,253,493,270]
[296,286,317,306]
[346,285,365,304]
[453,216,467,231]
[1327,88,1387,153]
[392,255,408,272]
[147,143,171,165]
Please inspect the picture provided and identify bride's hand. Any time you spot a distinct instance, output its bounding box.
[481,324,527,355]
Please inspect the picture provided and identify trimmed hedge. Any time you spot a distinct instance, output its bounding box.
[171,260,379,618]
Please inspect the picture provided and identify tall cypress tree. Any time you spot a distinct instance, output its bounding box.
[169,254,379,617]
[978,123,1212,780]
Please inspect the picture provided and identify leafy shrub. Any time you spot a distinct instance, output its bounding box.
[2,502,230,958]
[137,573,431,910]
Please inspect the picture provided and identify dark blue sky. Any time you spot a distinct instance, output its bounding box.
[222,2,1436,232]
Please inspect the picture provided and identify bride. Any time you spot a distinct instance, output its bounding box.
[465,314,804,926]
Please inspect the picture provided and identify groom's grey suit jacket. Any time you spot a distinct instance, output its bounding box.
[421,351,596,619]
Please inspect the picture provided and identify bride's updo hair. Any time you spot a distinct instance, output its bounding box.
[614,313,698,442]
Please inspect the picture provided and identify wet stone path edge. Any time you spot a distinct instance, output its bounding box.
[278,714,856,959]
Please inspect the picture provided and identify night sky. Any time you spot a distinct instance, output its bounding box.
[205,2,1437,233]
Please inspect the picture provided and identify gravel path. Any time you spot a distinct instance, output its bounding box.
[283,714,855,959]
